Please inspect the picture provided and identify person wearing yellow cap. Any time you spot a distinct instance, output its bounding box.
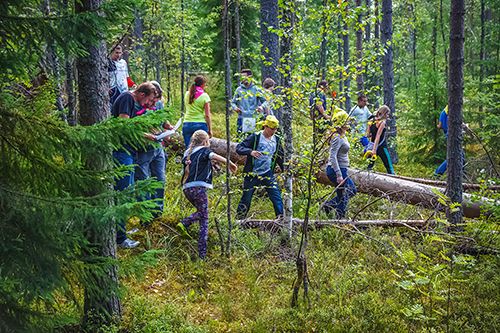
[235,115,284,220]
[322,111,357,218]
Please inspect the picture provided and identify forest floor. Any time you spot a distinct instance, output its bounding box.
[56,106,499,333]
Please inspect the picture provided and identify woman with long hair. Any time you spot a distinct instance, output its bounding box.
[365,105,395,174]
[182,76,212,147]
[177,130,237,259]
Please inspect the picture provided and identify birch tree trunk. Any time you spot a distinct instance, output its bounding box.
[76,0,121,328]
[446,0,465,226]
[343,18,351,111]
[280,0,294,238]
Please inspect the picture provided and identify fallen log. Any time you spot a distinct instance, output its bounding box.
[209,137,494,219]
[382,173,500,192]
[237,219,432,230]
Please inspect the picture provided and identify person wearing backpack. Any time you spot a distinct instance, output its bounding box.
[235,115,284,220]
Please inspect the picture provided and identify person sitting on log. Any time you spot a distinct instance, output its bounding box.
[235,115,284,220]
[364,105,395,174]
[322,111,357,219]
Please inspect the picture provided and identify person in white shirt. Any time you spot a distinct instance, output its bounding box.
[109,45,135,105]
[350,94,372,134]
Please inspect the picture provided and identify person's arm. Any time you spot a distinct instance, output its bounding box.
[236,134,261,158]
[372,121,386,153]
[328,135,343,184]
[204,102,212,137]
[118,114,130,119]
[211,153,238,173]
[231,89,241,113]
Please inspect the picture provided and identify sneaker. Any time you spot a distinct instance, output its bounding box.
[118,238,140,249]
[127,228,140,235]
[176,222,192,239]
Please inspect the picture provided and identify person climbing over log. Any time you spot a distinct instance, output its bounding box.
[322,111,357,218]
[235,115,284,220]
[231,69,267,135]
[365,105,395,174]
[182,75,212,147]
[177,130,237,259]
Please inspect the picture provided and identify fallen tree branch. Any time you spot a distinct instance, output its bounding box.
[382,173,500,192]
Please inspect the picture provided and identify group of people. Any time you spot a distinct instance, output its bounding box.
[109,47,452,259]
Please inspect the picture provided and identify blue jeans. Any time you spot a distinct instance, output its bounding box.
[182,122,208,147]
[113,149,136,243]
[135,147,166,213]
[236,170,283,219]
[324,166,357,219]
[434,149,465,176]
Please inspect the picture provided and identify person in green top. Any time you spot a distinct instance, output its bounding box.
[182,75,212,146]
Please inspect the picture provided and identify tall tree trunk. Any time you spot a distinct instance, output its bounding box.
[432,12,439,147]
[337,15,343,108]
[234,0,242,75]
[42,0,65,114]
[75,0,121,329]
[133,7,144,52]
[365,0,371,42]
[318,0,329,80]
[166,65,171,106]
[374,0,380,108]
[260,0,281,102]
[439,0,449,85]
[446,0,465,226]
[478,0,486,121]
[410,3,418,101]
[356,0,364,92]
[280,0,294,239]
[180,0,186,115]
[66,57,77,125]
[343,19,351,111]
[381,0,397,163]
[223,0,233,257]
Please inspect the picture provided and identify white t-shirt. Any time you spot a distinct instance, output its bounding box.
[351,105,372,134]
[110,59,129,93]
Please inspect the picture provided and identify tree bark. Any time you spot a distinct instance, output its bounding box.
[234,0,242,75]
[439,0,449,85]
[381,0,397,163]
[446,0,465,226]
[223,0,233,257]
[180,0,186,115]
[318,0,329,80]
[75,0,121,329]
[280,0,294,238]
[365,0,371,42]
[343,18,351,111]
[337,15,343,108]
[373,0,380,108]
[260,0,281,90]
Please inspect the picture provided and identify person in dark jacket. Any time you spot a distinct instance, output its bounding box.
[235,115,284,220]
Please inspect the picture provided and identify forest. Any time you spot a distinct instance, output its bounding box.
[0,0,499,332]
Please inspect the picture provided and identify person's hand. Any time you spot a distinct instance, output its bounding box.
[336,176,344,185]
[163,121,174,130]
[235,107,242,114]
[324,114,332,120]
[250,150,262,158]
[208,130,213,138]
[257,106,264,113]
[144,133,156,141]
[229,162,238,173]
